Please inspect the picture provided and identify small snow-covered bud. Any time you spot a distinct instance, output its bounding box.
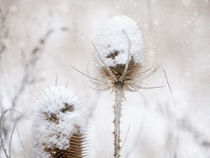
[31,86,86,158]
[94,15,144,91]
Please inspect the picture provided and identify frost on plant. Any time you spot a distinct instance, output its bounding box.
[94,15,144,91]
[31,86,86,158]
[93,15,145,158]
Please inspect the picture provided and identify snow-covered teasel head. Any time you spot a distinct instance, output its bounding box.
[93,15,145,91]
[95,15,144,66]
[31,86,86,158]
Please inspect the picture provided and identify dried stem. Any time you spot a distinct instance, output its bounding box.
[113,83,123,158]
[11,30,52,109]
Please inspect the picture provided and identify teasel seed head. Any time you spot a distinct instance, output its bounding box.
[93,15,144,91]
[31,86,87,158]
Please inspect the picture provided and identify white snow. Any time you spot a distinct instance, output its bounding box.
[94,15,144,67]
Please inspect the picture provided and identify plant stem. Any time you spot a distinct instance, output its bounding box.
[114,83,123,158]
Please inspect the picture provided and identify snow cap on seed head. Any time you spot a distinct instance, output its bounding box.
[93,16,145,91]
[94,15,144,67]
[31,86,85,158]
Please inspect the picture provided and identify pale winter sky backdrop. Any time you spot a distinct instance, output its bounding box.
[0,0,210,158]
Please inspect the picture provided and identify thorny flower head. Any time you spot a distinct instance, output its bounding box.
[31,86,85,158]
[93,15,145,91]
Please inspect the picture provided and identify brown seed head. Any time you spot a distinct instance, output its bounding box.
[99,56,143,91]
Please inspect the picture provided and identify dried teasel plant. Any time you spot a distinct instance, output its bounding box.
[92,15,147,158]
[31,86,88,158]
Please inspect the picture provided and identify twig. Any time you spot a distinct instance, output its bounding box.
[11,30,53,109]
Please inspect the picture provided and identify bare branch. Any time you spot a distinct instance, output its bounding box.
[11,30,53,109]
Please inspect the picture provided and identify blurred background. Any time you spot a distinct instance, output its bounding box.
[0,0,210,157]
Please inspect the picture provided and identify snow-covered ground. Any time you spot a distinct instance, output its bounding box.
[0,0,210,157]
